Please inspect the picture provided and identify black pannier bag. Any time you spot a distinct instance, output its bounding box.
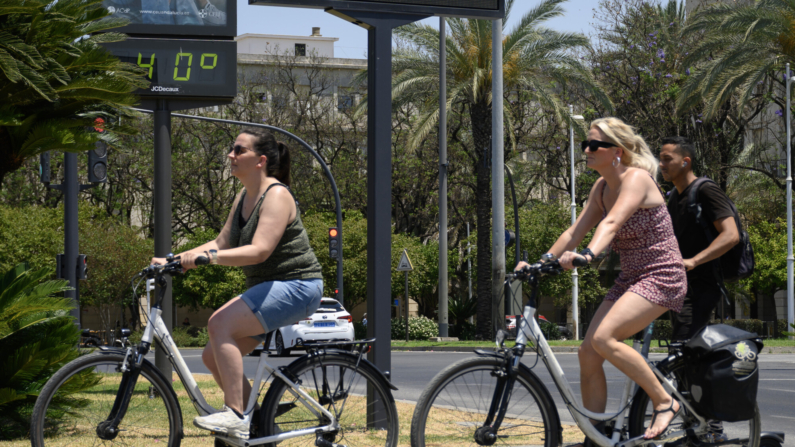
[683,324,763,422]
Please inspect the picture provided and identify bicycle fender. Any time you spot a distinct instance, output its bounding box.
[473,350,563,443]
[300,349,399,391]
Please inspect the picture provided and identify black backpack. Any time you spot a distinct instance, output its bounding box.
[683,324,763,422]
[686,178,754,282]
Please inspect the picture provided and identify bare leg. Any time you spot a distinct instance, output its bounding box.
[578,301,613,415]
[589,292,678,439]
[206,296,268,414]
[202,336,262,410]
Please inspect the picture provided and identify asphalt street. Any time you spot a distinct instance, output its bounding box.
[169,349,795,445]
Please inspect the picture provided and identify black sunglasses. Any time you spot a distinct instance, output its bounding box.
[231,144,249,156]
[581,140,615,152]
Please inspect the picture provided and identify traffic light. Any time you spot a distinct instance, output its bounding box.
[77,254,87,280]
[40,151,51,183]
[88,140,108,183]
[328,227,340,259]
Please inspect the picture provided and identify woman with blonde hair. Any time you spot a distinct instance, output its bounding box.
[516,117,686,442]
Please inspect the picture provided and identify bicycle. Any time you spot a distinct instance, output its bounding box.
[410,259,761,447]
[31,255,400,447]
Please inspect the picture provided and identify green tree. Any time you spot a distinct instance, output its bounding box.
[739,218,787,312]
[0,0,147,187]
[386,0,612,338]
[0,263,88,440]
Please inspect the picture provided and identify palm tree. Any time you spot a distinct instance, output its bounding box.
[388,0,611,338]
[0,263,93,439]
[678,0,795,120]
[0,0,148,188]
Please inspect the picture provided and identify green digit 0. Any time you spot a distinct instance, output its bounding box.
[173,52,192,81]
[201,53,217,69]
[138,53,155,79]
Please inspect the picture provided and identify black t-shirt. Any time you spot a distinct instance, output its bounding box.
[667,180,734,282]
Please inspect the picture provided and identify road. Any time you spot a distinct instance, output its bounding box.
[170,349,795,445]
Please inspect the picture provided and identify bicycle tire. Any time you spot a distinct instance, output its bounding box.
[410,356,560,447]
[31,351,183,447]
[260,353,398,447]
[627,356,761,447]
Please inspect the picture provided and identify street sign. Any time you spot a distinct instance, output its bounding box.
[396,249,414,272]
[249,0,505,20]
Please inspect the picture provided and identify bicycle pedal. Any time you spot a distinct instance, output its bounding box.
[315,437,347,447]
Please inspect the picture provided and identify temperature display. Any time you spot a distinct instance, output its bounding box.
[102,38,237,98]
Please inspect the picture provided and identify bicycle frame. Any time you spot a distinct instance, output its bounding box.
[115,271,344,447]
[509,274,708,447]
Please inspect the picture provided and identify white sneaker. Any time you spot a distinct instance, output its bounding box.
[194,406,250,439]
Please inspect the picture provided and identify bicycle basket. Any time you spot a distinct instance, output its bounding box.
[683,324,763,422]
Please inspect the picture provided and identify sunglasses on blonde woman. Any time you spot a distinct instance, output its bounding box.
[581,140,615,152]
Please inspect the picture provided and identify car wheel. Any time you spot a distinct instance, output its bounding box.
[274,331,291,357]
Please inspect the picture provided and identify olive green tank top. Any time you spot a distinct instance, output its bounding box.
[229,183,322,288]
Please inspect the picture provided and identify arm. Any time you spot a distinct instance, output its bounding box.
[197,186,295,268]
[515,179,604,272]
[683,216,739,271]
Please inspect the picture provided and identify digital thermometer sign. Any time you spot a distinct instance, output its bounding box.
[102,38,237,99]
[249,0,504,19]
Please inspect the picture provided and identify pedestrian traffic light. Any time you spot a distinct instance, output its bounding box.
[77,254,87,280]
[328,227,340,259]
[88,140,108,183]
[40,151,51,183]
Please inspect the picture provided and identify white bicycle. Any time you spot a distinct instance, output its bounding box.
[31,255,399,447]
[410,259,761,447]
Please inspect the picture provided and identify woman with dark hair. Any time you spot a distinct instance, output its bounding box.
[151,129,323,439]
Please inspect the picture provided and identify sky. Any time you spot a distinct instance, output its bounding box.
[235,0,601,59]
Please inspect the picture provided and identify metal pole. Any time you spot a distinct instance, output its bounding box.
[570,105,579,340]
[467,222,473,324]
[63,152,81,326]
[491,18,505,336]
[787,64,794,339]
[133,108,345,305]
[438,17,449,337]
[406,271,410,343]
[154,101,173,378]
[504,166,520,317]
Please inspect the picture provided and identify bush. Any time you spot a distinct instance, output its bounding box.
[391,316,439,340]
[129,327,209,347]
[450,321,476,340]
[652,320,672,340]
[778,319,789,337]
[539,320,561,341]
[353,321,367,340]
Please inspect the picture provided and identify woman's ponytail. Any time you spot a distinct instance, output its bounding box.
[275,141,291,186]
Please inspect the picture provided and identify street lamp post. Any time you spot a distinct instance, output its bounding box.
[569,105,584,340]
[786,65,794,339]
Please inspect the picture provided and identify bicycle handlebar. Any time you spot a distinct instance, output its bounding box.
[508,255,589,282]
[137,255,209,279]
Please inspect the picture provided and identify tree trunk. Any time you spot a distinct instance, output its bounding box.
[0,129,23,190]
[471,101,493,340]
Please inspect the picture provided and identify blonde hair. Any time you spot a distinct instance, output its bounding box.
[590,117,658,178]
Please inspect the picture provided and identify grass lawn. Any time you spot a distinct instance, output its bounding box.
[9,373,584,446]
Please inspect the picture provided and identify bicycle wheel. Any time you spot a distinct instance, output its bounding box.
[260,353,399,447]
[410,356,560,447]
[31,351,182,447]
[627,357,760,447]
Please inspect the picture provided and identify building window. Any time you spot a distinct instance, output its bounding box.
[337,95,354,110]
[295,43,306,56]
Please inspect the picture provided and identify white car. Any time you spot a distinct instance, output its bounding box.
[254,298,354,357]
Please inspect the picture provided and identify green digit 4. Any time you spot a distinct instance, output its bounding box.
[138,53,155,79]
[173,52,193,81]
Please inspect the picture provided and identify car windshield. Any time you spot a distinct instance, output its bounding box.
[315,300,344,313]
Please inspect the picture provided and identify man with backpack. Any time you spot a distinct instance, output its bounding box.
[659,136,740,340]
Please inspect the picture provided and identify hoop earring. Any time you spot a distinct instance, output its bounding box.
[612,156,621,168]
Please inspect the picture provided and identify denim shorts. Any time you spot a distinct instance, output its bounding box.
[240,278,323,341]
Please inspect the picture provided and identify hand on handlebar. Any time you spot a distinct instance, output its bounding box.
[558,251,589,270]
[176,252,205,272]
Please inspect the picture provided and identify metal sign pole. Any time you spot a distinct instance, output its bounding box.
[405,271,410,342]
[491,18,505,338]
[64,152,81,326]
[154,100,174,378]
